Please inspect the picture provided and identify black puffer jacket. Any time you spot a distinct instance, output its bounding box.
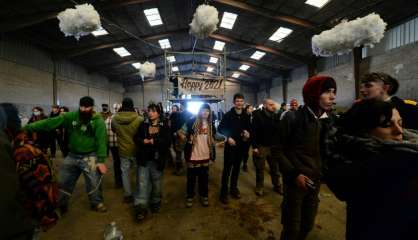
[251,108,280,148]
[326,129,418,240]
[135,118,171,170]
[218,107,251,147]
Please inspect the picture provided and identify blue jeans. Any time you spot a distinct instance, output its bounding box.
[120,156,136,197]
[58,153,104,208]
[134,161,162,207]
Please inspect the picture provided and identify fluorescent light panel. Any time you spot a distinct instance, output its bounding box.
[220,12,238,29]
[250,51,266,60]
[213,40,225,51]
[144,8,163,26]
[207,66,214,72]
[305,0,329,8]
[239,64,250,71]
[167,56,176,63]
[172,66,179,72]
[209,57,218,63]
[232,73,240,78]
[113,47,131,57]
[269,27,293,42]
[131,63,141,69]
[92,27,108,36]
[158,39,171,49]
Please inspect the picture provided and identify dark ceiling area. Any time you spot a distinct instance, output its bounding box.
[1,0,418,87]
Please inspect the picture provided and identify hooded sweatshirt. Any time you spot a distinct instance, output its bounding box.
[24,111,108,162]
[111,112,143,157]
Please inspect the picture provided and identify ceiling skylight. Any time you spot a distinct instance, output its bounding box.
[113,47,131,57]
[213,40,225,51]
[269,27,293,42]
[220,12,238,29]
[250,51,266,60]
[144,8,163,26]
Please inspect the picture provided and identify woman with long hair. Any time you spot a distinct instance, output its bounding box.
[179,103,217,207]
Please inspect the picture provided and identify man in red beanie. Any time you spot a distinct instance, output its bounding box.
[273,75,337,240]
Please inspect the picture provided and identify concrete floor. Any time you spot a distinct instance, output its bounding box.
[41,145,346,240]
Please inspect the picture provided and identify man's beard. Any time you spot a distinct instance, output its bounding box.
[80,111,93,123]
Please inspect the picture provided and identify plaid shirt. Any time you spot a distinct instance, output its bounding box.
[105,116,118,147]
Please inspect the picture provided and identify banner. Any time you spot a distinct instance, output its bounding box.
[178,76,224,95]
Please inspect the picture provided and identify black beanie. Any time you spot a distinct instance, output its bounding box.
[122,98,134,111]
[79,96,95,107]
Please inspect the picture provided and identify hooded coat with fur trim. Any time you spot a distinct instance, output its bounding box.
[325,129,418,240]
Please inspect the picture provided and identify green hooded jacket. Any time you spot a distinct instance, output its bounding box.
[24,111,107,162]
[111,112,143,157]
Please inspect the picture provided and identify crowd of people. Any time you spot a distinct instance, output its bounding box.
[2,71,418,240]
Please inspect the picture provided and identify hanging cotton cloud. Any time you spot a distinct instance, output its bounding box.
[312,13,387,57]
[140,62,156,78]
[57,4,101,40]
[189,4,219,39]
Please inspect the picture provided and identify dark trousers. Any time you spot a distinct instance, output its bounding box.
[57,132,68,157]
[109,146,122,187]
[49,132,57,158]
[242,142,250,166]
[253,146,280,189]
[220,145,244,196]
[186,166,209,198]
[280,183,320,240]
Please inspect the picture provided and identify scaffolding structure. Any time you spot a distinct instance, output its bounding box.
[163,49,227,111]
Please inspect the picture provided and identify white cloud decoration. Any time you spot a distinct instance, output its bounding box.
[312,13,387,57]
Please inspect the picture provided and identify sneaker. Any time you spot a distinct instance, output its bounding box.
[200,197,209,207]
[134,205,148,222]
[150,203,160,213]
[59,204,69,216]
[255,188,264,196]
[186,198,193,208]
[92,203,107,213]
[123,195,133,204]
[230,189,241,199]
[219,195,229,204]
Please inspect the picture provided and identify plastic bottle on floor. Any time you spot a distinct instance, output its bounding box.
[104,222,123,240]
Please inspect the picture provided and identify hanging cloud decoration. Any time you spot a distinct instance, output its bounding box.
[140,62,156,78]
[57,4,101,40]
[189,4,219,39]
[312,13,387,57]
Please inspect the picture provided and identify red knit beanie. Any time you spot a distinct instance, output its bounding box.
[302,75,337,110]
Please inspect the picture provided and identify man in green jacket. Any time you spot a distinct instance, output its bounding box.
[25,96,108,213]
[111,98,143,203]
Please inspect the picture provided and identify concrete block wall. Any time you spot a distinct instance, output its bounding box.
[286,62,356,108]
[124,81,164,110]
[317,62,356,107]
[287,65,308,105]
[361,42,418,101]
[0,38,124,117]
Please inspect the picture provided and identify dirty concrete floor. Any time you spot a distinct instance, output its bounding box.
[41,145,346,240]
